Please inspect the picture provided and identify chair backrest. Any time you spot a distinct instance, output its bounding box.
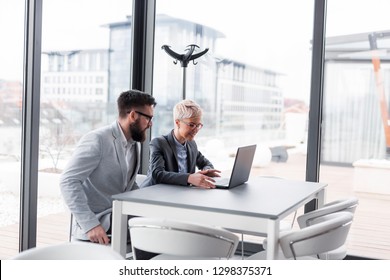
[297,197,358,228]
[128,217,239,260]
[11,242,125,260]
[279,211,353,259]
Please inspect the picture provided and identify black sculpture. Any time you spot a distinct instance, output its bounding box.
[162,44,209,99]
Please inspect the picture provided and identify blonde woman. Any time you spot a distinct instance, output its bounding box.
[141,99,220,189]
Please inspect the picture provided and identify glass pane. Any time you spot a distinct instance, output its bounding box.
[38,0,132,248]
[154,0,314,179]
[323,0,390,259]
[154,0,314,243]
[0,0,24,259]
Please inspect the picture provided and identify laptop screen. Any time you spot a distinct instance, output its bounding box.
[216,144,257,188]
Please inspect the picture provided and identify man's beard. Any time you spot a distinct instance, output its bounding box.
[130,119,146,142]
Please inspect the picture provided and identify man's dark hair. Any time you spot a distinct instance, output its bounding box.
[117,89,157,118]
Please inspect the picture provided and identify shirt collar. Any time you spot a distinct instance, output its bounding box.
[117,121,135,147]
[172,131,186,147]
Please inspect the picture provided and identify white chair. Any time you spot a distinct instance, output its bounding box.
[262,197,358,259]
[297,197,358,228]
[247,211,354,260]
[128,217,239,260]
[11,242,125,260]
[296,197,358,259]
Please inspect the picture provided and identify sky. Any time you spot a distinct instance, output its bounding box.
[1,0,390,101]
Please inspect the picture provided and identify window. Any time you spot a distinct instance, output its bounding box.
[35,0,132,252]
[321,0,390,259]
[0,0,24,259]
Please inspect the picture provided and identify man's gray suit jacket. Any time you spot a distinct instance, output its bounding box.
[141,130,213,187]
[60,121,140,240]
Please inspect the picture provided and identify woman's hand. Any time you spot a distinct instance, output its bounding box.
[188,172,217,189]
[199,169,221,178]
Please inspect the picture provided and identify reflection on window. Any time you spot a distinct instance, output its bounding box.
[153,1,313,178]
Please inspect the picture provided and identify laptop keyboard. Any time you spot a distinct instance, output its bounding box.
[215,178,229,186]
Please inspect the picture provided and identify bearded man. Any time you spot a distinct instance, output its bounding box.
[60,89,156,244]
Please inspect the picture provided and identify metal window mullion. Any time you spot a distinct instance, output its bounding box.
[305,0,327,212]
[131,0,156,174]
[19,0,42,251]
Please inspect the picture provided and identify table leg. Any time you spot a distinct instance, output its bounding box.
[266,219,280,259]
[317,188,326,207]
[111,200,127,257]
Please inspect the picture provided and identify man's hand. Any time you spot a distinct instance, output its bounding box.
[188,173,217,189]
[87,225,110,245]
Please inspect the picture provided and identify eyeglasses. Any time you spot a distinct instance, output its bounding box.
[135,111,153,123]
[180,120,204,130]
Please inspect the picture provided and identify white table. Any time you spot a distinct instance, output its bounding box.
[111,177,326,259]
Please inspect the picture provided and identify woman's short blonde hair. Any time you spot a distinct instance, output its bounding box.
[173,99,203,121]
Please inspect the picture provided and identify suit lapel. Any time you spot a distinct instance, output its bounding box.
[111,122,127,185]
[129,142,141,180]
[186,142,195,172]
[167,131,179,170]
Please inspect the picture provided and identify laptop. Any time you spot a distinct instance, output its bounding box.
[214,144,257,189]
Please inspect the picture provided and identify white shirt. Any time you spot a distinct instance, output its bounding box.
[117,122,136,185]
